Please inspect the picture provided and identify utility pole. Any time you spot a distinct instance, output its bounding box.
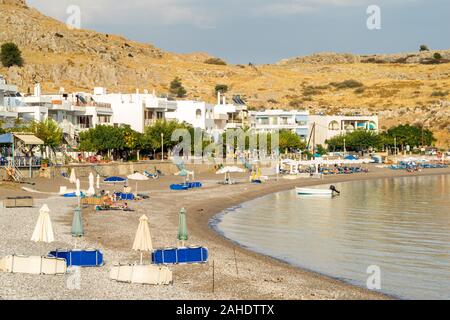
[306,122,316,158]
[394,137,397,156]
[312,122,316,158]
[161,133,164,161]
[421,124,424,147]
[344,138,346,157]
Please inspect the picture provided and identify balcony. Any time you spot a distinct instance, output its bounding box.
[0,105,16,113]
[74,101,112,109]
[225,120,246,130]
[74,123,93,131]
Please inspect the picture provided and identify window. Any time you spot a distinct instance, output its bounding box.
[328,121,340,131]
[345,124,355,131]
[144,110,153,120]
[279,117,289,125]
[97,115,111,124]
[257,117,269,125]
[196,109,202,119]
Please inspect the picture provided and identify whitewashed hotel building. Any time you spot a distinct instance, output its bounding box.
[249,110,310,140]
[0,76,19,127]
[308,114,379,146]
[92,87,177,133]
[166,100,216,134]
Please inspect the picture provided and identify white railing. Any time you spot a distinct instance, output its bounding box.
[0,105,16,113]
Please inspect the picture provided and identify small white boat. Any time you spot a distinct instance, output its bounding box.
[296,187,333,196]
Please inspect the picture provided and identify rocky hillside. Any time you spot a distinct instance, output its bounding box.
[278,51,450,65]
[0,0,449,148]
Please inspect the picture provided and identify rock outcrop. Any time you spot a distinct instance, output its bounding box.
[279,50,450,65]
[0,0,27,6]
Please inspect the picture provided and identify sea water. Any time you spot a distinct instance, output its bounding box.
[212,175,450,300]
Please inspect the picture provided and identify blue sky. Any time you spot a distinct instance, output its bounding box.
[27,0,450,64]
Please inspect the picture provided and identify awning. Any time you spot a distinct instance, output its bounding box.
[14,134,44,145]
[0,133,14,144]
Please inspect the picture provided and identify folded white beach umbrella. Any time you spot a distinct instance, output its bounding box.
[127,173,149,195]
[216,166,245,174]
[31,204,54,243]
[87,172,95,196]
[133,215,153,264]
[216,166,245,184]
[96,174,100,189]
[69,168,77,184]
[75,178,81,197]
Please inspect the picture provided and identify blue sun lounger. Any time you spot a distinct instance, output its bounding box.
[114,192,135,200]
[170,182,203,191]
[63,192,85,198]
[152,247,208,265]
[49,249,104,267]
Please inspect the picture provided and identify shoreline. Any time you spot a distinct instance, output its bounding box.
[1,166,449,299]
[207,172,450,301]
[172,167,450,300]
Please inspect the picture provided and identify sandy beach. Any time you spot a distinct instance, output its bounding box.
[1,165,449,300]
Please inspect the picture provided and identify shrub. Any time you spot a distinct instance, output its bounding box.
[330,79,364,90]
[433,52,442,60]
[303,85,328,96]
[354,87,365,94]
[289,99,303,108]
[420,45,429,52]
[204,57,227,65]
[431,91,448,97]
[0,42,24,67]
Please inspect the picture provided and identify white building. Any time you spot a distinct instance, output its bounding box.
[309,114,379,146]
[167,94,250,141]
[0,76,19,127]
[166,100,216,134]
[92,87,177,133]
[249,109,310,140]
[17,85,114,141]
[213,93,249,132]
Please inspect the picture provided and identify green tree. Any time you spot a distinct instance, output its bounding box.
[117,125,141,151]
[0,42,24,67]
[141,120,194,157]
[79,125,126,157]
[384,124,435,148]
[316,144,327,155]
[278,130,306,153]
[215,84,228,95]
[326,130,382,152]
[169,77,187,98]
[28,120,63,149]
[419,45,429,52]
[28,119,63,158]
[0,119,6,134]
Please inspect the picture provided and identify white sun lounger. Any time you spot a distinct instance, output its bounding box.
[0,255,67,275]
[110,264,172,285]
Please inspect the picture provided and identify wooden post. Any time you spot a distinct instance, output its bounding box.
[234,248,239,276]
[212,260,215,293]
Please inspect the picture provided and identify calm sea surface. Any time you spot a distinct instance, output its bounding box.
[211,175,450,300]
